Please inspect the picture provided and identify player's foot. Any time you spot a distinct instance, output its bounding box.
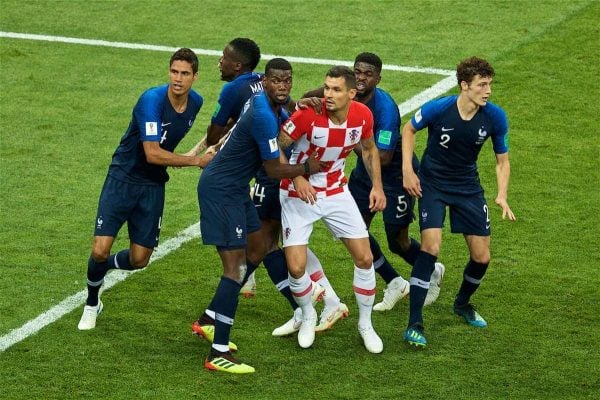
[315,303,349,332]
[404,323,427,348]
[297,308,317,349]
[204,349,255,374]
[311,282,325,305]
[272,307,303,337]
[240,272,257,298]
[424,262,445,306]
[453,302,487,328]
[358,325,383,354]
[191,320,238,352]
[77,301,103,330]
[373,277,409,311]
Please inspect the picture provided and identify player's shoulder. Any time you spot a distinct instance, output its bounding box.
[374,87,397,106]
[188,89,203,107]
[140,84,168,101]
[481,100,507,120]
[427,95,457,110]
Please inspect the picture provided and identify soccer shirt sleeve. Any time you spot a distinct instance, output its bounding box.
[251,109,280,162]
[134,88,164,143]
[281,108,315,141]
[410,96,454,131]
[211,82,237,126]
[488,104,509,154]
[373,96,400,151]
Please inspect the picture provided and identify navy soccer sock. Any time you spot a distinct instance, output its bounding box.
[408,251,436,327]
[385,223,421,266]
[241,259,260,286]
[107,250,134,270]
[455,259,489,306]
[263,249,298,310]
[369,233,399,284]
[86,257,110,306]
[212,276,241,348]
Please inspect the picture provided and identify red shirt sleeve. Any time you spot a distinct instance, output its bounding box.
[282,107,316,141]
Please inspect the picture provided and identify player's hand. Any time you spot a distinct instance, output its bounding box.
[293,176,317,204]
[205,144,219,155]
[368,187,386,212]
[403,171,422,198]
[296,97,322,114]
[304,152,322,174]
[495,197,516,221]
[196,153,214,169]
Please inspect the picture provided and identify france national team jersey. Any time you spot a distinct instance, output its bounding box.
[199,92,283,201]
[411,95,509,194]
[351,87,407,185]
[211,72,264,126]
[108,84,203,185]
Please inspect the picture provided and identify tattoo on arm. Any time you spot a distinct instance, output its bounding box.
[278,131,294,149]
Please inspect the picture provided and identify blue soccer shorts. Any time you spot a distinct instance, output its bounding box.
[252,180,281,221]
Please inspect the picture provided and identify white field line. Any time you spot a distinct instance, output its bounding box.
[0,223,199,352]
[0,31,455,352]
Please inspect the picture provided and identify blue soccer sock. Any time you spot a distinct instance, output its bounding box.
[455,259,489,306]
[212,276,241,349]
[263,249,298,310]
[408,251,436,327]
[86,257,109,306]
[369,233,399,284]
[385,223,421,266]
[241,259,260,286]
[107,250,134,270]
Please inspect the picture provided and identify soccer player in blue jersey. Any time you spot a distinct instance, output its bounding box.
[302,53,445,313]
[77,48,213,330]
[401,56,516,347]
[196,58,321,374]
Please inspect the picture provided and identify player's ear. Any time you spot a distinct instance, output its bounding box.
[348,88,357,100]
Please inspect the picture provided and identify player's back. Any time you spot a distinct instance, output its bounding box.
[212,72,264,126]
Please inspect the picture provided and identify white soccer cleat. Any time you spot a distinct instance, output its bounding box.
[358,325,383,354]
[315,303,349,332]
[373,277,409,311]
[424,262,445,306]
[240,271,257,298]
[272,308,303,337]
[311,282,325,305]
[78,301,103,330]
[297,308,317,349]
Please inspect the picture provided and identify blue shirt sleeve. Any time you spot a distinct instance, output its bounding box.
[372,91,400,151]
[411,96,456,131]
[211,82,237,126]
[251,101,280,161]
[134,87,164,142]
[486,103,509,154]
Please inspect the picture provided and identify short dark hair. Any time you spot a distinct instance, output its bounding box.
[265,57,292,75]
[229,38,261,71]
[326,65,356,89]
[456,56,495,86]
[354,52,382,74]
[170,48,198,74]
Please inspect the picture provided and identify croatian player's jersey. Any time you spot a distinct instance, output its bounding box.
[280,100,374,197]
[351,88,406,186]
[211,72,264,126]
[108,84,202,185]
[411,95,509,194]
[199,92,283,200]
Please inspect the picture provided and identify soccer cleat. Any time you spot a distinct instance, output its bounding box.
[315,303,349,332]
[272,307,303,337]
[358,325,383,354]
[191,321,238,352]
[77,301,103,330]
[204,350,255,374]
[404,324,427,348]
[240,271,257,298]
[297,308,317,349]
[453,302,488,328]
[424,262,446,306]
[373,277,409,311]
[311,282,325,305]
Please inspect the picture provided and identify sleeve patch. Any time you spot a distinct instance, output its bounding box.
[211,102,221,118]
[378,130,392,145]
[145,122,158,136]
[414,109,423,124]
[268,138,278,152]
[283,120,296,135]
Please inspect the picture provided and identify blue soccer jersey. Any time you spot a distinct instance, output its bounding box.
[211,72,264,126]
[199,92,282,201]
[108,84,203,185]
[351,88,405,186]
[411,95,509,194]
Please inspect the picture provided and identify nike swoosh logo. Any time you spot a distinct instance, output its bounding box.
[396,213,407,218]
[161,122,172,127]
[314,135,325,139]
[441,127,453,132]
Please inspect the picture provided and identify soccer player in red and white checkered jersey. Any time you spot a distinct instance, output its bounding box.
[277,66,386,353]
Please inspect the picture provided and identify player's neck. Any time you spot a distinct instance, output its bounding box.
[456,94,479,121]
[168,90,188,113]
[328,105,350,125]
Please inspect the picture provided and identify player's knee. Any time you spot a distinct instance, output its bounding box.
[354,252,373,269]
[130,255,150,269]
[420,242,440,257]
[384,224,410,254]
[90,248,110,262]
[470,251,490,265]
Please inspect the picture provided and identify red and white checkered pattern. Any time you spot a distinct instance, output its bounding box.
[281,100,374,197]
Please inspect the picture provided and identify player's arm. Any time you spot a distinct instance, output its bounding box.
[143,141,213,168]
[360,136,386,212]
[494,152,516,220]
[262,153,319,180]
[401,120,421,198]
[354,144,394,166]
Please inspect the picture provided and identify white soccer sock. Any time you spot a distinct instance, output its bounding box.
[353,265,376,328]
[306,248,340,307]
[288,271,316,317]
